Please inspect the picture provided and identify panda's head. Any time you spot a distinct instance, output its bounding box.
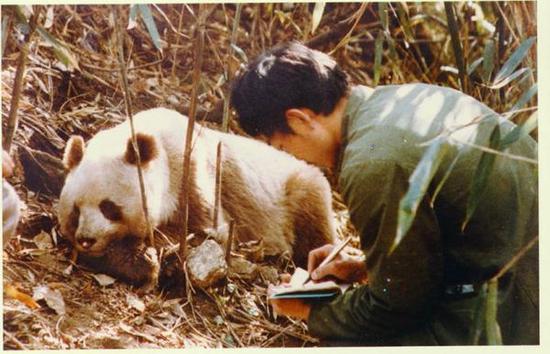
[58,130,165,256]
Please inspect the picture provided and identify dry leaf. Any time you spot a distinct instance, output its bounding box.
[34,230,53,249]
[33,284,66,315]
[91,273,116,286]
[4,283,40,309]
[126,293,145,312]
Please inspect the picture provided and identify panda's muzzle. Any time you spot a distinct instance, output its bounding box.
[77,237,97,250]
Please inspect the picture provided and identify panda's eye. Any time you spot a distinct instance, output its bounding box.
[99,199,123,221]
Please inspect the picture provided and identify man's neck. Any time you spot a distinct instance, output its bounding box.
[324,94,349,170]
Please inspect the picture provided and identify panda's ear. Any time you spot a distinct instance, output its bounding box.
[124,133,158,166]
[63,135,85,171]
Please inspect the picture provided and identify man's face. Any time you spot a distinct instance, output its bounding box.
[264,129,334,170]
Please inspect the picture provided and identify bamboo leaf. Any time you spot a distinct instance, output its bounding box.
[128,4,139,30]
[373,31,384,86]
[393,137,449,253]
[489,67,530,89]
[230,43,248,64]
[379,3,388,31]
[430,151,461,207]
[462,124,501,231]
[37,27,80,71]
[470,283,488,344]
[492,36,535,85]
[500,111,537,149]
[467,57,484,76]
[485,279,503,345]
[137,4,162,51]
[482,39,495,82]
[509,84,537,114]
[311,2,325,34]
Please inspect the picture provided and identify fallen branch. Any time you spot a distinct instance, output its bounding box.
[113,5,155,248]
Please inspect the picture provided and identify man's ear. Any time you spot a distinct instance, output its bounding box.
[124,133,158,166]
[63,136,85,171]
[285,108,316,136]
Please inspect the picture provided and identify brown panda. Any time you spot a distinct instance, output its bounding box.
[58,108,336,286]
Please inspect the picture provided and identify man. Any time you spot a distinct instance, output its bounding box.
[230,42,538,345]
[3,150,22,247]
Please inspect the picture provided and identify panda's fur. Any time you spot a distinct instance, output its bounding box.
[58,108,336,275]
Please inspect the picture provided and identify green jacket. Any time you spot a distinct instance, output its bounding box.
[307,84,538,345]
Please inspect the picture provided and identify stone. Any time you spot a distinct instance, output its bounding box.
[229,257,258,280]
[187,239,227,288]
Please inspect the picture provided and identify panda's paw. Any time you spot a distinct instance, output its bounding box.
[138,247,160,294]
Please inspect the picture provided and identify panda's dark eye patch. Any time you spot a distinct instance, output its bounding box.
[99,199,123,221]
[68,205,80,232]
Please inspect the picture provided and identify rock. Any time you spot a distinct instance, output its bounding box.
[187,239,227,288]
[229,257,258,280]
[259,265,279,284]
[18,146,66,197]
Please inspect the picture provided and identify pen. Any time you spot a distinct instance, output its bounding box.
[303,236,353,285]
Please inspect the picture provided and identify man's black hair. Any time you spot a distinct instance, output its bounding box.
[230,41,350,137]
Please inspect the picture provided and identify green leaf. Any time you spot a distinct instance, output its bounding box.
[467,57,483,76]
[379,3,389,31]
[37,27,80,71]
[489,67,530,89]
[482,39,495,83]
[393,137,449,253]
[485,279,503,345]
[373,31,384,86]
[500,111,537,149]
[128,4,139,29]
[311,2,325,34]
[462,124,501,231]
[230,43,248,64]
[492,36,535,85]
[470,283,488,344]
[430,151,461,207]
[396,3,413,41]
[509,84,537,115]
[137,4,162,51]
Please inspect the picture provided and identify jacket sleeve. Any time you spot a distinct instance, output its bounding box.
[307,160,444,341]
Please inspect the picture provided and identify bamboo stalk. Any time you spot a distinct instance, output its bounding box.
[180,3,207,268]
[485,279,502,345]
[113,5,155,248]
[3,6,42,153]
[213,141,222,229]
[444,2,467,92]
[222,3,242,132]
[490,235,538,281]
[225,220,235,266]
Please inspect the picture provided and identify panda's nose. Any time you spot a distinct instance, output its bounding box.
[78,238,96,249]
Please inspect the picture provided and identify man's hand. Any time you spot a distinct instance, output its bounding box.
[267,284,311,320]
[308,244,368,283]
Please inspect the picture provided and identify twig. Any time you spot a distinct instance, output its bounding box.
[444,2,467,92]
[490,235,539,281]
[180,2,207,279]
[3,6,42,152]
[222,3,242,132]
[225,220,235,266]
[3,330,29,350]
[448,137,538,165]
[329,3,368,55]
[113,5,155,248]
[213,141,223,229]
[306,6,364,49]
